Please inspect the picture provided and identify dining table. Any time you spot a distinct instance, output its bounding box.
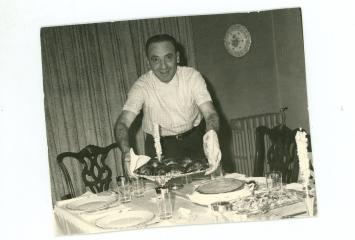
[53,173,316,236]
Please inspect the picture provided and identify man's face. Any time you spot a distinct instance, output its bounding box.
[147,41,179,83]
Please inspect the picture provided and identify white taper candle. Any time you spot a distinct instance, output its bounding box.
[295,129,311,192]
[153,123,162,162]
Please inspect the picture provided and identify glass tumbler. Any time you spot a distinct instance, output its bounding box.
[266,171,282,192]
[131,177,145,198]
[155,186,173,220]
[116,176,132,203]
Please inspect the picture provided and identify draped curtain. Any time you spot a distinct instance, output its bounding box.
[41,17,196,203]
[128,16,197,74]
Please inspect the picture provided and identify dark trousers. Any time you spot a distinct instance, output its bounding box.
[145,124,205,162]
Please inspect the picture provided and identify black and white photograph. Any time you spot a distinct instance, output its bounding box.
[41,8,317,236]
[1,1,355,240]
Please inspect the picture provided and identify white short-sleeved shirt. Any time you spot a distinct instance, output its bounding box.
[123,66,212,136]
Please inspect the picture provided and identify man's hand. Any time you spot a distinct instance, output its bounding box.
[203,130,222,175]
[121,151,131,178]
[205,162,219,175]
[198,102,221,175]
[114,110,137,178]
[122,150,142,179]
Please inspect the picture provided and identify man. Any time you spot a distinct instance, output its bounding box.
[114,34,220,176]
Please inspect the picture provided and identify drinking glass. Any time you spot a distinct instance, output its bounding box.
[131,177,145,198]
[169,177,184,190]
[116,176,132,203]
[266,171,282,192]
[169,175,191,190]
[181,175,192,185]
[155,186,173,220]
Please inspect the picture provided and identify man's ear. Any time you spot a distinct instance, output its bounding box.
[145,56,150,67]
[176,52,180,64]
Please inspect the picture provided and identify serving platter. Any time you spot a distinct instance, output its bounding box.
[230,190,304,215]
[134,157,209,186]
[137,169,207,185]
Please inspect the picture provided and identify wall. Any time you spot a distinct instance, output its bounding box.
[191,9,310,171]
[191,11,280,121]
[191,9,310,129]
[272,9,310,131]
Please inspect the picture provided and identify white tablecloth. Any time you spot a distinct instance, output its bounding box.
[53,175,311,235]
[54,189,215,235]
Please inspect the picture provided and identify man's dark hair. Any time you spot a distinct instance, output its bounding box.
[145,34,178,56]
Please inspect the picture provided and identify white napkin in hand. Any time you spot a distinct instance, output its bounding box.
[129,148,151,177]
[203,130,222,175]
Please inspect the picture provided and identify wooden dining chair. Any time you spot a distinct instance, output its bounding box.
[57,143,119,199]
[254,125,310,183]
[253,125,270,177]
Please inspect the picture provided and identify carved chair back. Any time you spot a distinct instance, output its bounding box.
[57,143,118,199]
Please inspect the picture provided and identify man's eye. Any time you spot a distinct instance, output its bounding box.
[151,57,159,63]
[166,55,173,60]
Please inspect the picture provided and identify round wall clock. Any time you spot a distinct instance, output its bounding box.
[224,24,251,58]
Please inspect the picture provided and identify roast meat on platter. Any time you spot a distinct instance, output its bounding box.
[134,157,209,176]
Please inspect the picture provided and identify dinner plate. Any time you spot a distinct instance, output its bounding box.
[66,195,117,212]
[195,178,245,194]
[95,210,155,229]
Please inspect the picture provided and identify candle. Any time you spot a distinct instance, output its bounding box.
[295,129,315,216]
[295,129,310,187]
[153,123,162,162]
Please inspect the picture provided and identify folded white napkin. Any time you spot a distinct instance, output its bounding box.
[203,130,222,175]
[129,148,151,177]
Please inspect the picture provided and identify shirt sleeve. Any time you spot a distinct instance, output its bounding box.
[191,70,212,106]
[122,82,144,115]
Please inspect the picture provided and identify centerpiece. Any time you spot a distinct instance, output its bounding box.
[134,123,209,187]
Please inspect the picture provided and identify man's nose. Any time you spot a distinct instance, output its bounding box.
[161,60,167,69]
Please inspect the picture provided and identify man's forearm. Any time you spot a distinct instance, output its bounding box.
[205,112,220,133]
[114,122,130,154]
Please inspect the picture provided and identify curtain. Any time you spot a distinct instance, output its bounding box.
[41,17,196,203]
[128,16,197,75]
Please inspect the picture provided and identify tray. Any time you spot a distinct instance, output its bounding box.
[230,190,304,215]
[137,169,206,186]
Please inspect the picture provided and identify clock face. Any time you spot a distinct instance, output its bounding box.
[224,24,251,57]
